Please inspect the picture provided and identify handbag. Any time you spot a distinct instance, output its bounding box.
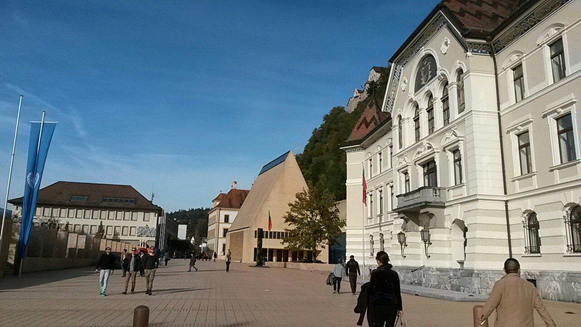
[394,315,406,327]
[326,272,334,286]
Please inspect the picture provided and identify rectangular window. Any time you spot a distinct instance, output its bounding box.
[90,225,98,234]
[369,158,373,178]
[122,226,129,236]
[131,212,138,221]
[453,150,463,185]
[68,209,75,218]
[378,190,383,215]
[59,208,66,218]
[130,226,136,236]
[550,39,566,83]
[70,195,88,202]
[414,116,420,142]
[100,210,107,220]
[378,152,383,174]
[92,210,99,220]
[108,210,115,220]
[442,88,450,126]
[106,226,113,235]
[74,224,81,233]
[557,114,576,163]
[389,185,394,211]
[124,211,130,221]
[427,107,434,134]
[513,65,525,103]
[114,226,121,236]
[388,145,393,168]
[43,207,50,217]
[224,215,230,223]
[404,172,410,193]
[223,228,228,237]
[423,160,437,187]
[369,194,373,218]
[116,211,123,220]
[82,225,89,233]
[518,132,532,175]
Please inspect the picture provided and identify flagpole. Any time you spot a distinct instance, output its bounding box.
[0,96,23,265]
[362,162,366,280]
[19,111,46,277]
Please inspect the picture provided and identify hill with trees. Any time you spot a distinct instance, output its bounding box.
[167,208,209,245]
[296,71,389,201]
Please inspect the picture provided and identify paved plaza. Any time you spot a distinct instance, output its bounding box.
[0,260,579,327]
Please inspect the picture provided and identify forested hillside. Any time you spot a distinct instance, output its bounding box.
[296,71,389,201]
[167,208,209,244]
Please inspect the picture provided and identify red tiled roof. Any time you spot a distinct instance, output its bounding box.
[347,102,389,143]
[216,189,250,209]
[9,181,162,211]
[213,193,226,202]
[443,0,523,35]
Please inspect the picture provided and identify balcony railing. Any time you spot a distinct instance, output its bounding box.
[394,187,446,212]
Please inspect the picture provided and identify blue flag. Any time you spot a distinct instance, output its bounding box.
[17,121,56,259]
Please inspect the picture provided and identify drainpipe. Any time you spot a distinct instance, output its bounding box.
[488,37,513,258]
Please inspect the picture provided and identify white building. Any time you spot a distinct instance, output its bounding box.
[9,181,163,247]
[207,182,249,259]
[342,0,581,302]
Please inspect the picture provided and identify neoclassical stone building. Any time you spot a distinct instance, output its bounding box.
[342,0,580,302]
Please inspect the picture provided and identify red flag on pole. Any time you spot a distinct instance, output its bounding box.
[362,167,367,205]
[268,211,272,231]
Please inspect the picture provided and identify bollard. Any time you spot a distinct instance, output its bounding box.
[133,305,149,327]
[472,305,488,327]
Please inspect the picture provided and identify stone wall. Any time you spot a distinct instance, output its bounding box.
[394,265,581,303]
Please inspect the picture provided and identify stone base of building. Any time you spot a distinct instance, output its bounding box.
[391,266,581,303]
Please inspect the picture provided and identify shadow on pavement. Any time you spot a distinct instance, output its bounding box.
[152,287,211,294]
[0,267,95,291]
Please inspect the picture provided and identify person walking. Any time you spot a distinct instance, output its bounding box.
[214,252,217,262]
[345,255,361,294]
[142,247,159,295]
[189,251,198,272]
[138,250,145,277]
[164,251,171,266]
[225,249,231,272]
[122,247,142,294]
[478,258,556,327]
[95,247,116,296]
[367,251,402,326]
[121,249,129,277]
[332,259,346,294]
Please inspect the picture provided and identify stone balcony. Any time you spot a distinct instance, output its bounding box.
[394,186,447,213]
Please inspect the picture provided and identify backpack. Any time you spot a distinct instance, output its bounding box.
[326,272,334,286]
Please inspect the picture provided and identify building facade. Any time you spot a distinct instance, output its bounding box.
[207,182,249,259]
[9,181,163,247]
[343,0,581,302]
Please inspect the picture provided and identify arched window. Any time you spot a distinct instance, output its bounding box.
[456,69,465,114]
[413,103,420,142]
[523,212,541,254]
[442,83,450,126]
[398,115,403,149]
[566,206,581,253]
[426,93,434,134]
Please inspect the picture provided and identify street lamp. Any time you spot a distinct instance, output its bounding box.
[397,231,407,258]
[421,228,432,258]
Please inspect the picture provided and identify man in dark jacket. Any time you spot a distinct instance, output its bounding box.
[189,251,198,272]
[142,247,159,295]
[121,249,129,277]
[95,247,116,296]
[122,247,142,294]
[345,255,361,294]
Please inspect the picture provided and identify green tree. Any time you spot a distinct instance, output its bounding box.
[282,187,345,262]
[167,208,209,246]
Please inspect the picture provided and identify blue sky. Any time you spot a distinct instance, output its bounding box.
[0,0,438,212]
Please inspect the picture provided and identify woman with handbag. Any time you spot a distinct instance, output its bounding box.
[367,251,403,326]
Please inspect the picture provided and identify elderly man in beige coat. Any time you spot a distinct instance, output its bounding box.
[478,258,556,327]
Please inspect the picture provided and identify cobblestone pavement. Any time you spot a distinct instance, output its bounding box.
[0,260,579,326]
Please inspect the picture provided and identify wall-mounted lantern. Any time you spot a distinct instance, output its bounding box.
[397,231,407,258]
[420,228,432,258]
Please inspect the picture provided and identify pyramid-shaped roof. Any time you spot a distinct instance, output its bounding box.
[228,151,307,233]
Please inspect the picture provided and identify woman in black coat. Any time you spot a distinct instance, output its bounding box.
[367,251,403,326]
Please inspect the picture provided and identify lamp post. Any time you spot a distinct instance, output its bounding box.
[421,228,432,258]
[397,231,407,258]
